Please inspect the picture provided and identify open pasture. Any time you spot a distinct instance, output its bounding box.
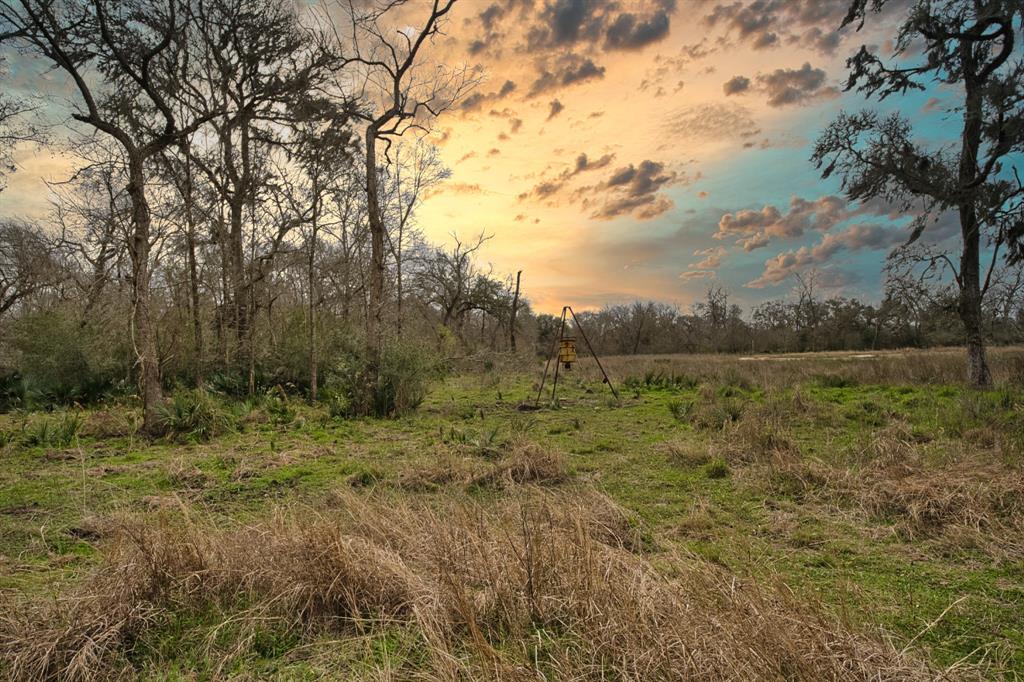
[1,348,1023,680]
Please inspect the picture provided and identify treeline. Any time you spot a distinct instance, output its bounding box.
[546,280,1024,357]
[0,218,533,402]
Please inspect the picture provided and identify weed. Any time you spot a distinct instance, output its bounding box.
[508,413,538,441]
[704,457,730,479]
[667,398,688,420]
[22,412,83,448]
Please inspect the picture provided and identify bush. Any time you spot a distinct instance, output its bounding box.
[331,343,439,418]
[157,389,233,442]
[10,309,132,407]
[0,371,25,412]
[262,386,296,425]
[205,372,251,398]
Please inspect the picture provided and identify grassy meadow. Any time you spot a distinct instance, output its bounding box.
[1,347,1023,680]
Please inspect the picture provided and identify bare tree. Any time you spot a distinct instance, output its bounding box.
[814,0,1023,387]
[329,0,478,366]
[381,139,448,335]
[0,220,66,318]
[412,232,492,341]
[0,54,38,193]
[0,0,215,431]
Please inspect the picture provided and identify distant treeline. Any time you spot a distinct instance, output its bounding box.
[543,283,1024,358]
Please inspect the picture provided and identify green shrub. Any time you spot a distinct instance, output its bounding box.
[157,389,233,442]
[11,309,131,407]
[263,386,296,425]
[324,392,349,419]
[331,343,439,418]
[22,413,83,448]
[0,371,25,412]
[205,372,251,398]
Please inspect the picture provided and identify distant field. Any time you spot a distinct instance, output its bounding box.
[1,347,1023,680]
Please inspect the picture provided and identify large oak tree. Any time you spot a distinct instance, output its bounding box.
[814,0,1023,387]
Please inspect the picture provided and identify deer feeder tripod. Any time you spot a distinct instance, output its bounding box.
[535,306,619,406]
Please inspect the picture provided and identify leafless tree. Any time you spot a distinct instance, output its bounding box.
[412,232,493,340]
[0,0,216,431]
[328,0,479,366]
[0,220,66,318]
[0,54,38,193]
[381,139,448,334]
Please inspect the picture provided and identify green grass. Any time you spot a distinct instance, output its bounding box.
[1,357,1023,677]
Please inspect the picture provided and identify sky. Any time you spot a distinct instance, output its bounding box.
[412,0,966,313]
[0,0,970,314]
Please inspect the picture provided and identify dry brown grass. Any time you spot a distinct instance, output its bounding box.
[0,488,961,681]
[80,409,138,440]
[469,440,570,489]
[714,402,800,465]
[585,346,1024,391]
[744,421,1024,560]
[395,440,571,493]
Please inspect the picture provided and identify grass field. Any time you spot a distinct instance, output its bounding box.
[1,347,1023,680]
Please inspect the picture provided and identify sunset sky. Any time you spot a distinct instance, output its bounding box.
[0,0,964,314]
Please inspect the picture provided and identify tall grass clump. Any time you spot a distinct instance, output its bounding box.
[157,389,232,442]
[22,412,83,448]
[623,369,699,392]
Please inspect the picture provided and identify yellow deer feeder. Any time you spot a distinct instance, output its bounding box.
[558,337,577,369]
[534,306,619,407]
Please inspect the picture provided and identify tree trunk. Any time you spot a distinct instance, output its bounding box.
[228,198,247,360]
[125,158,163,433]
[396,220,404,336]
[183,151,204,386]
[510,270,521,352]
[365,126,385,366]
[959,70,993,389]
[308,207,319,401]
